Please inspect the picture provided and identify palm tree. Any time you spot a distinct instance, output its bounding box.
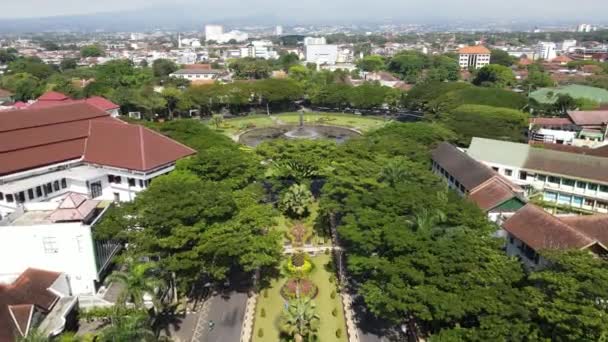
[280,184,314,219]
[279,298,320,342]
[379,157,410,186]
[108,261,166,310]
[98,308,156,342]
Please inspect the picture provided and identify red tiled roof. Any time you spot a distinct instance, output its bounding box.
[0,103,195,175]
[37,91,69,101]
[503,204,603,251]
[458,45,491,54]
[0,268,61,341]
[48,193,100,222]
[469,178,522,211]
[552,55,573,63]
[530,142,608,158]
[84,122,196,171]
[529,117,573,126]
[567,110,608,126]
[0,89,13,98]
[85,96,120,110]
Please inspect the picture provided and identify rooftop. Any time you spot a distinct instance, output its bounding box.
[171,68,223,75]
[567,110,608,126]
[457,45,491,54]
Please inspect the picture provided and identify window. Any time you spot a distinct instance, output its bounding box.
[492,167,499,172]
[114,176,121,184]
[27,189,34,200]
[584,199,594,207]
[17,192,25,203]
[113,192,120,201]
[128,178,136,187]
[509,236,514,244]
[53,180,60,191]
[597,202,608,210]
[505,169,513,177]
[61,178,67,189]
[6,194,13,203]
[519,171,527,180]
[537,175,546,182]
[562,179,575,187]
[548,176,559,184]
[45,183,52,194]
[0,192,3,201]
[75,235,84,253]
[139,179,144,188]
[601,185,608,193]
[42,237,59,254]
[90,181,102,198]
[108,175,115,183]
[576,181,587,189]
[36,186,42,197]
[589,183,598,191]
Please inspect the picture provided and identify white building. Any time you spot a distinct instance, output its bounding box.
[305,44,338,65]
[457,45,491,69]
[0,194,118,295]
[275,25,283,36]
[535,42,557,61]
[239,40,278,59]
[170,68,224,81]
[577,24,595,32]
[560,39,577,52]
[467,137,608,214]
[304,36,327,45]
[205,24,224,42]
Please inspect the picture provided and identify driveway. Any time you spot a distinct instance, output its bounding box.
[193,291,248,342]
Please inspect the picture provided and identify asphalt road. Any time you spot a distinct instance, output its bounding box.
[196,291,248,342]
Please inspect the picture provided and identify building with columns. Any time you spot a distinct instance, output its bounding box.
[457,45,491,69]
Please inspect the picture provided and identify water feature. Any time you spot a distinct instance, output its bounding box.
[283,110,320,140]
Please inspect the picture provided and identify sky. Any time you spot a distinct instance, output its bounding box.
[3,0,608,21]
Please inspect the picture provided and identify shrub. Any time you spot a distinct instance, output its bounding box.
[261,308,266,318]
[329,275,336,283]
[330,290,336,299]
[280,278,319,300]
[336,328,343,338]
[292,253,305,267]
[332,308,338,316]
[263,289,268,298]
[324,248,330,255]
[258,328,264,338]
[285,254,314,277]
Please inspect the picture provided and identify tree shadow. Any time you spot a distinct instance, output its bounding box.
[153,303,185,339]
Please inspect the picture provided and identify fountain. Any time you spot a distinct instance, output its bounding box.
[238,110,361,147]
[283,110,320,140]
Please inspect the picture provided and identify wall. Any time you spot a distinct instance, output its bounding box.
[0,222,98,295]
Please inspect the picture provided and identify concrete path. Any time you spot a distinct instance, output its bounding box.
[192,291,248,342]
[239,294,257,342]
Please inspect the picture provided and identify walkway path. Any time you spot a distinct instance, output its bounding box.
[239,293,257,342]
[283,245,342,254]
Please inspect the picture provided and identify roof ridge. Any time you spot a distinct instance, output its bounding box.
[139,124,197,154]
[526,204,596,244]
[139,125,146,170]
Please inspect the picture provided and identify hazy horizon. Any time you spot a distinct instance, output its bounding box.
[3,0,608,22]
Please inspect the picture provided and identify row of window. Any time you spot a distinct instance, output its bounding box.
[543,191,608,210]
[0,178,67,204]
[42,235,85,254]
[108,175,146,188]
[496,167,608,193]
[432,161,467,193]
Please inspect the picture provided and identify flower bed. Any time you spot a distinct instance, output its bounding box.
[280,278,318,300]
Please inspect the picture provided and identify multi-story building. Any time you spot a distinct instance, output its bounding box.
[431,142,526,221]
[304,36,327,45]
[305,44,338,65]
[170,68,224,82]
[560,39,577,52]
[457,45,491,69]
[502,204,608,270]
[535,42,557,61]
[467,137,608,213]
[0,102,195,219]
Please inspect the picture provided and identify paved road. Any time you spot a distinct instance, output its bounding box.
[194,291,248,342]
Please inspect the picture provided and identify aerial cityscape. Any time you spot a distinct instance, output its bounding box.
[1,0,608,341]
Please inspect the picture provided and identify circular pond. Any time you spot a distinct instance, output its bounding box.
[238,125,360,147]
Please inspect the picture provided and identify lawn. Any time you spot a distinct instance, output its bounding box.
[213,112,388,137]
[253,254,347,342]
[530,84,608,104]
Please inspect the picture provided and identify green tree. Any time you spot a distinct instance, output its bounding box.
[278,52,300,71]
[288,65,310,83]
[357,55,385,72]
[0,49,17,64]
[230,58,272,79]
[379,156,411,186]
[280,184,314,218]
[80,45,105,58]
[254,78,303,114]
[472,64,516,88]
[160,87,182,119]
[0,72,43,101]
[279,298,321,342]
[16,329,49,342]
[387,51,430,82]
[348,82,391,109]
[152,59,178,78]
[107,261,166,309]
[59,58,78,71]
[490,49,516,66]
[8,57,55,79]
[97,308,155,342]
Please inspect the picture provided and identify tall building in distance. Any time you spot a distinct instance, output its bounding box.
[275,25,283,36]
[204,24,224,42]
[577,23,595,32]
[560,39,577,52]
[304,36,327,45]
[457,45,491,69]
[535,42,557,60]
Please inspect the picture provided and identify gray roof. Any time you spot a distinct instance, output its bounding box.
[171,69,223,75]
[431,142,495,190]
[467,137,608,184]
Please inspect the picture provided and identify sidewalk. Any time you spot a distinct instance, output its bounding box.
[239,293,258,342]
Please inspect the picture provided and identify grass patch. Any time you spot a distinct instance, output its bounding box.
[212,112,388,137]
[253,254,347,342]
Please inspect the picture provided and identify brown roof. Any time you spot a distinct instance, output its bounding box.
[469,178,521,211]
[0,103,195,175]
[530,142,608,158]
[567,110,608,126]
[184,64,212,70]
[0,268,61,341]
[457,45,491,54]
[48,193,100,222]
[0,89,13,98]
[529,117,573,126]
[432,142,495,190]
[525,147,608,184]
[503,204,601,251]
[551,55,573,63]
[83,121,196,171]
[560,215,608,247]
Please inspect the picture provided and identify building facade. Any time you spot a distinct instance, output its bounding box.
[535,42,557,60]
[457,45,491,69]
[467,137,608,213]
[305,44,338,65]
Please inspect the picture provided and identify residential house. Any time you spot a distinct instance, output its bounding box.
[26,91,121,118]
[503,204,608,270]
[0,89,12,103]
[0,268,76,341]
[169,68,224,83]
[457,45,491,69]
[467,137,608,213]
[431,142,526,221]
